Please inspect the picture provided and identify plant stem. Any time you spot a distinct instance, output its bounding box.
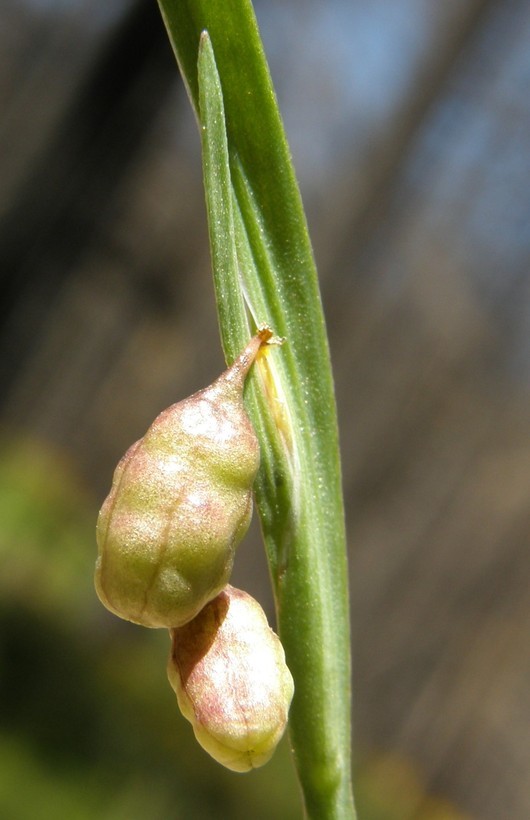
[157,3,356,816]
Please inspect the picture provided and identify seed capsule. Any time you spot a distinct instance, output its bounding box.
[167,585,294,772]
[95,327,273,628]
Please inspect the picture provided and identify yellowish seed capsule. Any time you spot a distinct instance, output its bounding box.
[167,584,294,772]
[95,327,273,628]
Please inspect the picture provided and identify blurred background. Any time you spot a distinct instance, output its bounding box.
[1,0,530,817]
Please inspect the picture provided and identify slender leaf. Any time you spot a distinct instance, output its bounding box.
[157,3,355,817]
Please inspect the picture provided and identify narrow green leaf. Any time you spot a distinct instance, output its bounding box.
[157,3,356,817]
[197,31,248,351]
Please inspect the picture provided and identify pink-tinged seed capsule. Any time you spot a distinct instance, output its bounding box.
[95,327,274,628]
[167,585,294,772]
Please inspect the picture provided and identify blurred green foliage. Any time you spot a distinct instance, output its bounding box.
[355,755,472,820]
[0,434,301,819]
[0,434,470,819]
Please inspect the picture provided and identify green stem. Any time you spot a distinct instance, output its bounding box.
[156,3,355,817]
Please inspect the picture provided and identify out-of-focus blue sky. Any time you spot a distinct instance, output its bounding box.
[258,0,456,182]
[13,0,468,189]
[7,0,530,387]
[6,0,530,382]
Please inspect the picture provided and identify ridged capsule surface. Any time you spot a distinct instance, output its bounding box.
[95,329,272,628]
[167,585,294,772]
